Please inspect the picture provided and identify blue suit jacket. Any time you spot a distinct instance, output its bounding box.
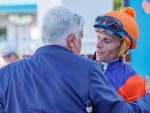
[0,45,150,113]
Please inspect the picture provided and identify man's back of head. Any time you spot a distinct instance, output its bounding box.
[41,5,84,48]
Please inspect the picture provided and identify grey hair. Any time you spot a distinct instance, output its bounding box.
[41,5,84,46]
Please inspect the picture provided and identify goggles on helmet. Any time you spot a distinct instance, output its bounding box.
[94,16,137,49]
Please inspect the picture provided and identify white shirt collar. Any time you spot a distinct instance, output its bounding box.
[100,58,119,73]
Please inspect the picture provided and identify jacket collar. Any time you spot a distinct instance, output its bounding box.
[100,59,124,73]
[33,45,71,56]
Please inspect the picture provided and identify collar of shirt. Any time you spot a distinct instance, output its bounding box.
[100,59,120,73]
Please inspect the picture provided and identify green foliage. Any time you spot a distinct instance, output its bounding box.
[0,28,6,37]
[114,0,121,11]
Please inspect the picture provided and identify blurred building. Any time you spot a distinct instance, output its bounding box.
[0,0,113,57]
[0,0,38,57]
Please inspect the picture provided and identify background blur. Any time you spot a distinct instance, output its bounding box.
[0,0,149,76]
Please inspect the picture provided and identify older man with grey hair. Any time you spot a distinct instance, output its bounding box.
[0,5,150,113]
[41,6,84,54]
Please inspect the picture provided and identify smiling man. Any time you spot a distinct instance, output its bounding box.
[93,7,146,102]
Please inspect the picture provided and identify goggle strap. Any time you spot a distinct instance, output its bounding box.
[119,32,137,44]
[95,24,137,44]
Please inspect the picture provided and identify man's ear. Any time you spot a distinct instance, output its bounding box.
[67,34,75,48]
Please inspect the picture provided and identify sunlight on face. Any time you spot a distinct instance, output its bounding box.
[96,32,122,62]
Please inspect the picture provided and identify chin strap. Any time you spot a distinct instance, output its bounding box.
[118,40,127,60]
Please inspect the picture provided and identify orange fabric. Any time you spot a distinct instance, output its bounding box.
[105,8,139,49]
[122,7,136,18]
[117,75,146,102]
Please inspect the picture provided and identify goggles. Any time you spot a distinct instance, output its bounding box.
[95,27,123,41]
[94,16,137,49]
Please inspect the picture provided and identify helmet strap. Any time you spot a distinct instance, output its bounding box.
[118,40,127,60]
